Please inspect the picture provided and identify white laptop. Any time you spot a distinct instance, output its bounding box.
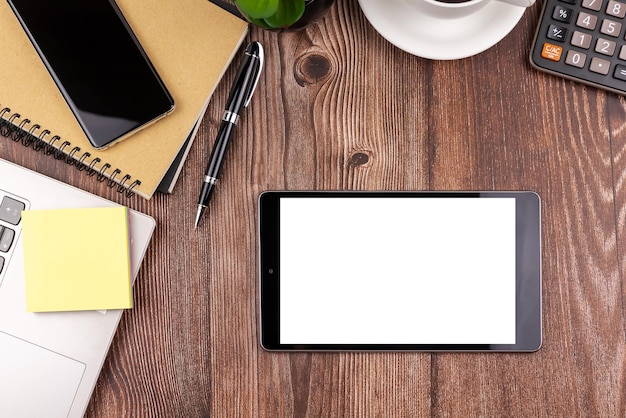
[0,158,156,417]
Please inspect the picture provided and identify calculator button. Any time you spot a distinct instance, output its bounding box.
[541,43,564,61]
[600,19,622,37]
[571,30,593,48]
[614,64,626,80]
[577,12,598,30]
[606,0,626,17]
[582,0,603,10]
[619,45,626,60]
[553,5,573,22]
[547,24,568,41]
[590,57,611,74]
[565,50,587,67]
[595,37,617,55]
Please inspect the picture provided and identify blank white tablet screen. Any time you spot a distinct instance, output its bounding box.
[279,197,516,345]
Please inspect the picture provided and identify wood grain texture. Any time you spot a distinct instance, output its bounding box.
[1,0,625,416]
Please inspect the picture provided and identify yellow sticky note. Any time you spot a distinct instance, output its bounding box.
[21,206,132,312]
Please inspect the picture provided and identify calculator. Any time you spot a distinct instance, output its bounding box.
[530,0,626,95]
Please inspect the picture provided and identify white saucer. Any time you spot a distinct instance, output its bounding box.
[358,0,527,60]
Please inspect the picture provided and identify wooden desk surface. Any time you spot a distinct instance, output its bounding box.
[2,1,625,416]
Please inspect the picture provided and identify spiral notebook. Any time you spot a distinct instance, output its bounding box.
[0,0,248,199]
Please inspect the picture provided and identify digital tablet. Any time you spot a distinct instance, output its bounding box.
[258,191,542,352]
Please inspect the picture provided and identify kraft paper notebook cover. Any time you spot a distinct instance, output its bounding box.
[0,0,248,199]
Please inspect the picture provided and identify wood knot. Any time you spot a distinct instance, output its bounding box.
[350,152,370,166]
[294,53,332,86]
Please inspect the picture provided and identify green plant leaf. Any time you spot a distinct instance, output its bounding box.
[235,0,279,19]
[263,0,305,29]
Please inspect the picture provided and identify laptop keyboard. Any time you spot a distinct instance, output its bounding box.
[0,192,27,287]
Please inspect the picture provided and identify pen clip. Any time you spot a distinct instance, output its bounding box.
[243,43,264,108]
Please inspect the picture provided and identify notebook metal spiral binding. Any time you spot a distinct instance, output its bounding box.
[0,106,140,197]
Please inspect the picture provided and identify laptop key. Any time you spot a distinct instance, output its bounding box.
[0,196,25,225]
[0,226,15,253]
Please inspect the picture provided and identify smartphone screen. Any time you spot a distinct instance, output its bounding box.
[7,0,175,149]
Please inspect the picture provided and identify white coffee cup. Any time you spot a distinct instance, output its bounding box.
[406,0,535,19]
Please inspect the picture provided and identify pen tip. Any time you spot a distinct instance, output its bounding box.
[194,205,204,229]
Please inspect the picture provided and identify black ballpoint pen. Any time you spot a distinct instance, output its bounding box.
[194,42,264,228]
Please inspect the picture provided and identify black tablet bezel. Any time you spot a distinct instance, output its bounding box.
[258,191,542,352]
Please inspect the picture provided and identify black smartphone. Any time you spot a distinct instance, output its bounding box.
[7,0,175,149]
